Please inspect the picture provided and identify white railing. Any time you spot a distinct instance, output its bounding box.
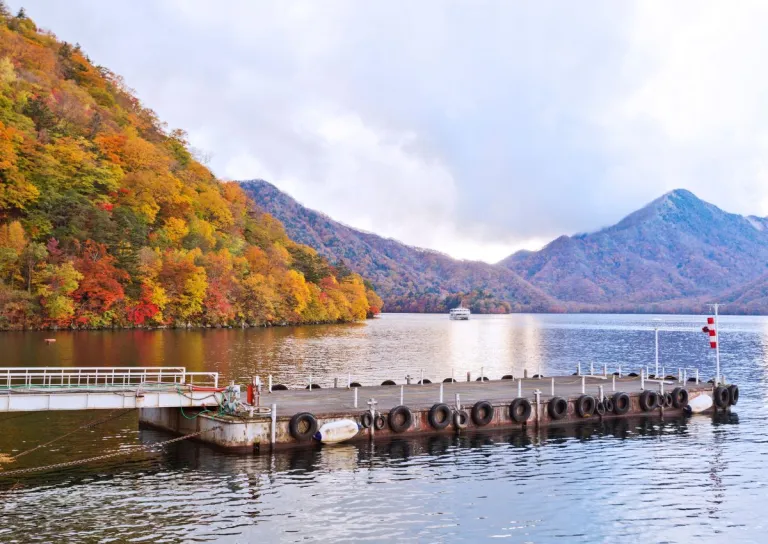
[0,367,219,390]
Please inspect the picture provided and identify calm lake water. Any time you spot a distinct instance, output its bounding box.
[1,313,767,543]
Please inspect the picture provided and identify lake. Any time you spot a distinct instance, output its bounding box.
[1,313,767,543]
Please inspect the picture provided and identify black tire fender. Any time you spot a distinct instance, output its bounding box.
[576,395,596,418]
[453,410,469,430]
[713,386,730,408]
[509,398,532,423]
[428,403,452,430]
[360,412,373,429]
[350,382,362,388]
[471,401,494,426]
[501,374,514,380]
[418,379,432,385]
[374,414,386,430]
[639,390,658,412]
[671,387,688,409]
[381,380,397,386]
[548,397,568,420]
[272,384,288,391]
[613,392,630,415]
[388,405,413,433]
[663,392,673,408]
[305,383,321,390]
[728,384,739,406]
[289,412,318,441]
[443,378,456,383]
[595,401,606,416]
[604,398,615,413]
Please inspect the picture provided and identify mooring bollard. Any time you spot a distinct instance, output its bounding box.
[581,375,586,394]
[518,379,522,398]
[270,403,277,446]
[400,385,404,405]
[268,374,272,393]
[354,386,358,408]
[550,377,555,396]
[439,382,444,403]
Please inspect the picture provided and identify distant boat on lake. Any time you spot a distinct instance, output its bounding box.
[449,306,470,320]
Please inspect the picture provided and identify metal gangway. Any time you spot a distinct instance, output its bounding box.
[0,367,222,412]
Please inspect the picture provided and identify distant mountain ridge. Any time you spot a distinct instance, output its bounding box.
[241,181,768,314]
[240,180,560,313]
[501,189,768,311]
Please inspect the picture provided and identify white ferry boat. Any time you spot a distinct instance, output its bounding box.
[449,306,470,320]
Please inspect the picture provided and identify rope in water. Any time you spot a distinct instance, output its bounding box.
[0,426,222,478]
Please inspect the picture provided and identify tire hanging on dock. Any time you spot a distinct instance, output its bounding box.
[428,403,452,430]
[374,414,386,430]
[639,390,658,412]
[713,386,730,409]
[501,375,514,380]
[418,379,432,384]
[289,412,318,442]
[575,395,596,418]
[509,398,532,423]
[381,380,397,386]
[603,397,615,413]
[388,405,413,433]
[613,392,630,415]
[350,382,362,388]
[548,397,568,420]
[360,412,373,429]
[443,378,457,383]
[471,401,494,426]
[728,384,739,405]
[272,384,288,391]
[671,387,689,409]
[453,410,469,430]
[663,392,673,408]
[595,401,606,416]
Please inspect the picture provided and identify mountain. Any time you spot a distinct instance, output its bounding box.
[240,180,561,313]
[0,8,380,329]
[501,189,768,309]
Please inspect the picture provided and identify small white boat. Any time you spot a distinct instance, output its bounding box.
[313,419,360,444]
[449,306,470,320]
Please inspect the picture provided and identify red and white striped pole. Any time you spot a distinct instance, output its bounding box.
[706,317,717,348]
[706,304,721,385]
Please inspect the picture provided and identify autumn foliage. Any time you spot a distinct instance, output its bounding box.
[0,7,380,329]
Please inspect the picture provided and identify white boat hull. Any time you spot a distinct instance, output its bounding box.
[313,419,360,444]
[687,393,713,414]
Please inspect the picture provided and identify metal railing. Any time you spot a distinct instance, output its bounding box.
[0,367,219,390]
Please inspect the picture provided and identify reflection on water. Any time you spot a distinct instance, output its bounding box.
[1,313,767,542]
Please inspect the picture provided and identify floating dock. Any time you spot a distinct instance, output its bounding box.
[138,374,737,453]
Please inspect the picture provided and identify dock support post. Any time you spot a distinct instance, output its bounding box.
[481,367,484,382]
[348,372,351,388]
[534,390,541,429]
[518,379,522,398]
[268,375,272,393]
[551,377,555,397]
[400,385,404,406]
[612,374,616,392]
[420,369,424,385]
[683,369,687,383]
[439,382,444,403]
[590,362,594,376]
[641,368,645,390]
[577,363,581,376]
[678,368,682,383]
[695,368,699,385]
[270,403,277,447]
[309,374,312,390]
[455,393,461,411]
[354,387,358,408]
[452,368,455,382]
[603,363,607,377]
[334,378,338,388]
[598,385,604,401]
[660,379,664,395]
[581,375,585,394]
[618,365,622,378]
[368,398,377,441]
[662,367,666,380]
[466,371,471,382]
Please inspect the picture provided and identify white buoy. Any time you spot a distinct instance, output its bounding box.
[687,394,713,414]
[313,419,360,444]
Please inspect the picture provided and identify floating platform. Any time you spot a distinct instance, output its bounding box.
[138,375,734,453]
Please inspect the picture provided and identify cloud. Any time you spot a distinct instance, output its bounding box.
[15,0,768,262]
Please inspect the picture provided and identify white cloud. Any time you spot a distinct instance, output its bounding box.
[15,0,768,263]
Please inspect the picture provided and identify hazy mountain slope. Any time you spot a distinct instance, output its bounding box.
[240,180,560,312]
[501,189,768,305]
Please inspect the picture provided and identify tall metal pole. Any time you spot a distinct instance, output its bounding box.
[714,303,721,386]
[654,325,659,378]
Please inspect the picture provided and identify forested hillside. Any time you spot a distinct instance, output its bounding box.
[241,180,561,313]
[0,7,381,330]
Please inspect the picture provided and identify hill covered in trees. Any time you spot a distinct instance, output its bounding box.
[240,180,560,313]
[0,7,381,330]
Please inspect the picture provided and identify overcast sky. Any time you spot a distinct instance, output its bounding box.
[15,1,768,262]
